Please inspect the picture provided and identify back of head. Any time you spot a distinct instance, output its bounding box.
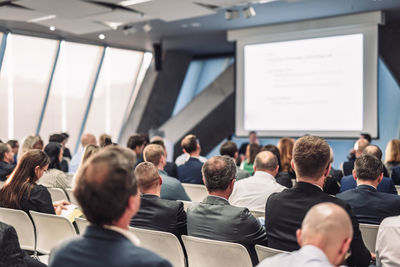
[360,133,372,144]
[385,139,400,163]
[181,134,198,154]
[81,145,101,166]
[49,134,65,143]
[81,133,97,147]
[202,156,236,192]
[127,134,145,150]
[74,146,137,226]
[21,135,42,156]
[220,141,237,158]
[44,142,62,170]
[354,138,369,155]
[143,144,164,166]
[254,151,278,172]
[262,144,281,169]
[6,140,18,149]
[99,134,112,147]
[150,139,166,149]
[277,137,294,172]
[135,162,160,193]
[363,145,383,160]
[293,136,330,180]
[0,143,10,161]
[354,154,383,181]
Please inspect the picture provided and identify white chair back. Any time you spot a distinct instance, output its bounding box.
[181,235,252,267]
[255,244,287,262]
[29,211,77,254]
[250,210,265,218]
[0,207,36,251]
[179,200,192,212]
[359,223,379,252]
[130,227,185,267]
[75,217,90,234]
[395,185,400,195]
[48,188,69,202]
[182,184,207,202]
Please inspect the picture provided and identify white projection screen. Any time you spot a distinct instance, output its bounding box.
[229,11,383,138]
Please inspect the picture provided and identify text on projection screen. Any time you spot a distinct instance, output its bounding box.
[244,33,363,132]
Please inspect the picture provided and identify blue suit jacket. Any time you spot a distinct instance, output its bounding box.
[49,225,171,267]
[337,184,400,224]
[177,157,204,184]
[340,174,397,195]
[392,166,400,185]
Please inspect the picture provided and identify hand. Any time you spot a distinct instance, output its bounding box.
[53,200,70,210]
[370,252,376,261]
[55,206,62,215]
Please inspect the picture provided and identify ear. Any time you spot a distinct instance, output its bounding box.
[159,175,163,186]
[377,172,383,184]
[324,163,331,177]
[229,179,235,190]
[34,166,41,179]
[234,152,238,160]
[274,165,279,176]
[291,160,296,171]
[338,237,352,261]
[352,169,357,181]
[296,229,302,247]
[183,149,187,154]
[253,165,257,173]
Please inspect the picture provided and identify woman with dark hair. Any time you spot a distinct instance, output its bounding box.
[240,143,261,175]
[0,150,68,215]
[39,142,71,189]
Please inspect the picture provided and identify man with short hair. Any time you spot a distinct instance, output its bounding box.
[49,146,171,267]
[127,134,146,165]
[238,131,260,161]
[176,134,204,184]
[342,138,370,176]
[265,136,371,267]
[69,133,97,173]
[229,151,285,212]
[187,156,268,265]
[150,138,177,178]
[6,140,18,164]
[174,134,207,166]
[130,162,187,238]
[143,144,190,201]
[220,141,250,180]
[337,154,400,225]
[0,143,15,181]
[259,203,353,267]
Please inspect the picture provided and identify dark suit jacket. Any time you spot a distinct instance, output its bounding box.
[337,184,400,224]
[0,161,15,181]
[340,175,397,195]
[187,195,268,266]
[130,194,187,238]
[49,225,171,267]
[265,182,371,267]
[392,166,400,185]
[275,171,293,188]
[164,162,177,178]
[177,157,203,184]
[20,184,55,215]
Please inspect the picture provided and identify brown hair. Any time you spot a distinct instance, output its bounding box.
[385,139,400,163]
[277,137,295,172]
[246,143,261,164]
[134,162,160,192]
[202,156,236,192]
[143,144,164,166]
[181,134,198,154]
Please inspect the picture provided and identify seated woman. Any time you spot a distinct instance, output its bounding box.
[72,144,100,188]
[385,139,400,177]
[0,149,68,215]
[240,143,261,175]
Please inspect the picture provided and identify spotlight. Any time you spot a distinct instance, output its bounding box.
[225,9,240,20]
[98,34,105,40]
[143,23,152,32]
[49,26,56,31]
[243,5,256,18]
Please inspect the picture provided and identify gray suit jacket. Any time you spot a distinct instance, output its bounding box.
[236,167,251,181]
[187,195,268,266]
[159,170,191,201]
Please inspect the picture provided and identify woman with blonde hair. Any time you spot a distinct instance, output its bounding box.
[385,139,400,177]
[277,137,296,179]
[72,144,100,187]
[19,135,44,159]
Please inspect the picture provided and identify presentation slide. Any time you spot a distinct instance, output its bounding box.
[244,34,364,132]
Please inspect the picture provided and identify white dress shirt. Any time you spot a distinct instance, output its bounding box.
[229,171,286,212]
[376,215,400,267]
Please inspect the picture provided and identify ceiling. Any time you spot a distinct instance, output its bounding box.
[1,0,400,55]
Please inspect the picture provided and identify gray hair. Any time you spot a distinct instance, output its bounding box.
[202,156,236,192]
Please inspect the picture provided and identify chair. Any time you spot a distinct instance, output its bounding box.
[255,244,287,261]
[179,200,192,212]
[65,188,79,205]
[396,185,400,195]
[48,188,69,202]
[129,227,185,267]
[75,217,90,234]
[250,210,265,218]
[29,211,77,254]
[359,223,379,252]
[181,235,252,267]
[182,184,208,202]
[0,207,36,252]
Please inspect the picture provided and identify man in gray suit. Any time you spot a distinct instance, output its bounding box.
[187,155,268,266]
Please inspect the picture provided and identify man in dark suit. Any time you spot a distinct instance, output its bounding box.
[177,134,204,184]
[49,146,171,267]
[130,162,187,238]
[265,136,371,267]
[187,156,268,266]
[337,154,400,225]
[342,138,369,176]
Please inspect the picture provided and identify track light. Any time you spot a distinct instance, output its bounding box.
[225,9,240,20]
[143,23,152,32]
[243,5,256,18]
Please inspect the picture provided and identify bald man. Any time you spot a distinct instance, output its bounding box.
[229,151,286,212]
[258,203,353,267]
[69,133,97,173]
[342,138,370,176]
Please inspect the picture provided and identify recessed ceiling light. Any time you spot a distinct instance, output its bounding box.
[99,34,105,40]
[28,14,56,23]
[49,26,56,31]
[118,0,152,7]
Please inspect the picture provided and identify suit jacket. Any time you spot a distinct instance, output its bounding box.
[20,184,55,215]
[392,166,400,185]
[176,157,203,184]
[342,160,355,176]
[159,170,191,201]
[275,171,293,188]
[130,194,187,238]
[340,175,397,195]
[187,195,268,266]
[49,225,171,267]
[0,161,15,181]
[164,162,177,178]
[336,184,400,224]
[265,182,371,267]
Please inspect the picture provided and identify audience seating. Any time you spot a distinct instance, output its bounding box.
[29,211,77,254]
[250,210,265,218]
[396,185,400,195]
[48,188,69,203]
[65,188,79,205]
[130,227,186,267]
[179,200,192,212]
[181,235,252,267]
[359,223,379,252]
[75,217,90,234]
[255,244,287,262]
[182,184,208,202]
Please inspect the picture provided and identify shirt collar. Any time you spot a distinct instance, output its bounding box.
[253,171,275,180]
[103,225,140,246]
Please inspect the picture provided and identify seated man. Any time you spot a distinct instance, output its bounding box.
[229,151,286,212]
[0,143,15,181]
[337,154,400,224]
[342,138,369,176]
[258,203,353,267]
[219,141,250,181]
[69,133,97,173]
[130,162,187,238]
[265,136,371,267]
[376,215,400,266]
[187,156,268,266]
[177,135,204,184]
[143,144,190,201]
[49,146,171,267]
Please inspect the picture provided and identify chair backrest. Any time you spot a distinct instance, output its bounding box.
[29,211,77,254]
[250,210,265,218]
[130,227,185,267]
[75,217,90,234]
[255,244,287,262]
[65,188,79,205]
[396,185,400,195]
[359,223,379,252]
[182,184,208,202]
[181,235,252,267]
[0,207,36,251]
[179,200,192,212]
[48,188,69,202]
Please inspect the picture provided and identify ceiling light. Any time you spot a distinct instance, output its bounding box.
[123,25,137,35]
[118,0,152,7]
[142,23,152,32]
[98,34,105,40]
[225,9,239,20]
[28,14,56,23]
[243,6,256,18]
[49,26,56,31]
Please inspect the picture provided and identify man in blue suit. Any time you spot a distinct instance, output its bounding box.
[49,146,171,267]
[177,134,204,184]
[337,154,400,225]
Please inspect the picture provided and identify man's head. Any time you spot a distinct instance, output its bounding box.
[220,141,238,160]
[6,140,19,156]
[74,146,139,227]
[81,133,97,147]
[254,151,279,176]
[0,143,14,164]
[360,133,372,144]
[354,138,369,158]
[249,131,258,144]
[134,162,162,195]
[297,203,353,266]
[353,154,383,184]
[181,134,200,156]
[292,136,331,181]
[127,134,146,155]
[143,144,165,169]
[49,134,66,144]
[363,145,383,160]
[202,156,236,195]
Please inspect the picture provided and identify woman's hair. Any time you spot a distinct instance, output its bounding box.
[81,144,100,166]
[0,150,49,209]
[20,135,43,159]
[277,137,295,172]
[99,134,112,147]
[247,143,261,164]
[385,139,400,163]
[44,142,62,170]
